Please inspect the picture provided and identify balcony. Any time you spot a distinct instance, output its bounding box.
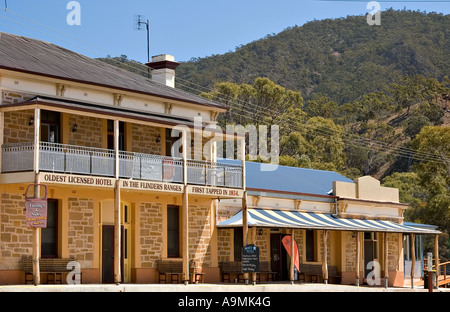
[1,142,243,188]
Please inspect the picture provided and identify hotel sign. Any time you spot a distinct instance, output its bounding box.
[38,173,243,198]
[39,173,115,188]
[24,184,48,228]
[188,185,243,198]
[120,180,183,193]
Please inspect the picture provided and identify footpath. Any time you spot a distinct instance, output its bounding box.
[0,282,448,292]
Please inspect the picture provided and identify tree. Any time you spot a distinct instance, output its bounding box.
[389,75,448,114]
[305,94,338,119]
[402,115,431,138]
[280,132,308,158]
[410,126,450,233]
[382,172,427,223]
[201,77,305,136]
[200,81,241,125]
[303,117,345,171]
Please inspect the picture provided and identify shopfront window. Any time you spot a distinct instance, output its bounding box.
[306,230,316,262]
[233,228,243,261]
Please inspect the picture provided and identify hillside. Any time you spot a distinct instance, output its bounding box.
[98,9,449,180]
[97,9,450,248]
[99,10,449,106]
[175,9,449,105]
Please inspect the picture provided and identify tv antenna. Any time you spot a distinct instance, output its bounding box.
[134,14,150,63]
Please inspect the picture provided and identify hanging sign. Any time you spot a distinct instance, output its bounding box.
[242,244,260,273]
[24,184,48,228]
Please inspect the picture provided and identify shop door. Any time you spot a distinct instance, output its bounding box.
[364,232,378,278]
[270,233,288,281]
[364,240,374,277]
[102,225,124,283]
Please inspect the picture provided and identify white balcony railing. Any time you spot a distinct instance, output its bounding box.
[1,142,243,188]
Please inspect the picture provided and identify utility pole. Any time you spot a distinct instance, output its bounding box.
[135,15,150,77]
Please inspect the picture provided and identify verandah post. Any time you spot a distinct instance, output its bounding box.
[435,234,439,288]
[182,130,189,284]
[355,231,360,286]
[32,107,41,286]
[239,136,249,284]
[384,233,389,288]
[114,119,121,284]
[322,230,328,284]
[410,233,415,288]
[290,229,295,284]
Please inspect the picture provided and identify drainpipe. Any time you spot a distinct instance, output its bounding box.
[332,197,338,217]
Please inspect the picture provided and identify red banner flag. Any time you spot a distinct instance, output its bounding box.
[281,235,299,272]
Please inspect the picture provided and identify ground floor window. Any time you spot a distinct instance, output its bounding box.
[233,228,243,261]
[167,205,180,258]
[305,230,316,262]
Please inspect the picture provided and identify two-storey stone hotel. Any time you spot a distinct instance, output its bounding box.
[0,32,440,287]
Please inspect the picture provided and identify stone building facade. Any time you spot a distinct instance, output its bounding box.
[0,32,244,285]
[0,32,440,288]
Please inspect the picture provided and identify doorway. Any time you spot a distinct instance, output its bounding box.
[100,200,132,283]
[40,110,60,143]
[102,225,124,284]
[270,233,289,281]
[363,232,378,279]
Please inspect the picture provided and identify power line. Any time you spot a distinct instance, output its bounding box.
[174,78,448,164]
[0,8,448,166]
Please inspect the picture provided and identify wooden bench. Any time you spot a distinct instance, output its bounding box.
[299,263,341,284]
[22,258,81,284]
[298,263,310,282]
[156,260,183,284]
[257,261,277,282]
[328,265,342,284]
[190,260,205,284]
[156,260,205,284]
[219,261,244,283]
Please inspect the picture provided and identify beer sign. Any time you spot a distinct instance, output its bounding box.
[24,184,48,228]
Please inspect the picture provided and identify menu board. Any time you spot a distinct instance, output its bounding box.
[242,244,260,273]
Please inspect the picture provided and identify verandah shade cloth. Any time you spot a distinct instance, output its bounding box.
[217,208,440,234]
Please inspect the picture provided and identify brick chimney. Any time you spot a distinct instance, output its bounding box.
[146,54,180,88]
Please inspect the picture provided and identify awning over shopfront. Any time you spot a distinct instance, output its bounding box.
[217,208,440,234]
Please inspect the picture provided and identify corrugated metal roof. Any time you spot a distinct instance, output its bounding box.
[0,32,226,110]
[12,96,196,127]
[218,160,353,196]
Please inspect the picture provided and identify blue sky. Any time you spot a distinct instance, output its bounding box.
[0,0,449,63]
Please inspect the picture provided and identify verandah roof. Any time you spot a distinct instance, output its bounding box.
[217,208,440,234]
